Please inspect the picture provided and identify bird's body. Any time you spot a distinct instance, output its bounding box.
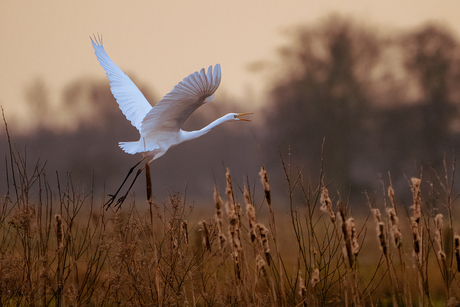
[90,36,251,209]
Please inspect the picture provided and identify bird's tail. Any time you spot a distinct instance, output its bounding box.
[119,141,144,155]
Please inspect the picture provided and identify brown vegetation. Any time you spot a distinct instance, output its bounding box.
[1,132,460,306]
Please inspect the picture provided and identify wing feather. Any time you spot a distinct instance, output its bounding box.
[91,37,152,131]
[140,64,221,145]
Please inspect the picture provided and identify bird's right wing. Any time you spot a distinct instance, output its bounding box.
[140,64,221,147]
[91,37,152,131]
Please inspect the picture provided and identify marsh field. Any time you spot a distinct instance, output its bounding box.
[1,138,460,307]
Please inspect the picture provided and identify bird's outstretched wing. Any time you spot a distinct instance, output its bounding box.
[140,64,221,139]
[91,36,152,131]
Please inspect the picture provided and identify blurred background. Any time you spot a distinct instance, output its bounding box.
[1,1,460,209]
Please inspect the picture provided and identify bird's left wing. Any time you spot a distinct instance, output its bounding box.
[91,37,152,131]
[140,64,221,140]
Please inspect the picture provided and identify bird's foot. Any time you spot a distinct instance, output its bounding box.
[115,196,126,211]
[104,194,116,210]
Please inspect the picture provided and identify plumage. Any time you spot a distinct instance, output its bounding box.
[91,35,251,209]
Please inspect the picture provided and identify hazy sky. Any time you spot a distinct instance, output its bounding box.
[1,1,459,132]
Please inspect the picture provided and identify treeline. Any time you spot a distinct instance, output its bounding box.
[2,16,460,207]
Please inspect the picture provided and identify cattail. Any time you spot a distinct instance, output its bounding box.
[411,177,422,223]
[388,185,396,209]
[181,221,188,245]
[372,208,381,223]
[454,235,460,272]
[346,218,359,256]
[377,222,387,256]
[214,186,227,252]
[256,254,267,278]
[412,219,421,258]
[245,185,257,243]
[259,166,271,206]
[225,168,235,213]
[257,223,271,265]
[55,214,63,250]
[311,267,320,287]
[320,188,335,223]
[200,220,211,251]
[387,208,402,248]
[228,199,242,256]
[434,214,446,261]
[298,273,307,303]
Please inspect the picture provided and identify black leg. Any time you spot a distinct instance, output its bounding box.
[105,156,148,210]
[114,166,145,211]
[145,163,152,202]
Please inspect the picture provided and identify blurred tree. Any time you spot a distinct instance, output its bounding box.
[402,25,460,168]
[264,17,380,196]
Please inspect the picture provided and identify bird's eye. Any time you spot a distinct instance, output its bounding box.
[234,114,237,118]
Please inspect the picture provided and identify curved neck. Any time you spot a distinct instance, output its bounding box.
[180,114,232,143]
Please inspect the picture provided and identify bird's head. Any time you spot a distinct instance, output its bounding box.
[229,112,252,122]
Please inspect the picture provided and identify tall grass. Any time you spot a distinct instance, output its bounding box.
[2,126,460,305]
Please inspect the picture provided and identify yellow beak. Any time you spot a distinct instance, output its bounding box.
[237,112,253,122]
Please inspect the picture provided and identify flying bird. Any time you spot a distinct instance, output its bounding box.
[91,36,251,209]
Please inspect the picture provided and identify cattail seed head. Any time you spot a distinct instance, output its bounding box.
[377,222,387,255]
[55,214,64,250]
[200,220,210,251]
[298,273,307,299]
[346,218,359,256]
[412,219,421,256]
[245,185,257,243]
[372,208,381,223]
[256,223,271,265]
[182,221,188,245]
[411,177,422,223]
[388,185,396,209]
[320,188,335,222]
[387,208,402,248]
[311,267,320,287]
[434,214,445,261]
[454,235,460,272]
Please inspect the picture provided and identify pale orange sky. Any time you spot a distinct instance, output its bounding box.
[1,1,459,133]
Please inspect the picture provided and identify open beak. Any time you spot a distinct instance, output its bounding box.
[237,112,253,122]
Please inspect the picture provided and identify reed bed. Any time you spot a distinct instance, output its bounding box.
[1,140,460,305]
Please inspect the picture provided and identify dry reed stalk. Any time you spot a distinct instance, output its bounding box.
[259,166,285,305]
[373,209,398,306]
[338,203,361,306]
[410,177,425,306]
[55,214,64,306]
[225,169,243,281]
[387,202,412,306]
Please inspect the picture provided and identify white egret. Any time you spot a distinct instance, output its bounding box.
[91,36,252,209]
